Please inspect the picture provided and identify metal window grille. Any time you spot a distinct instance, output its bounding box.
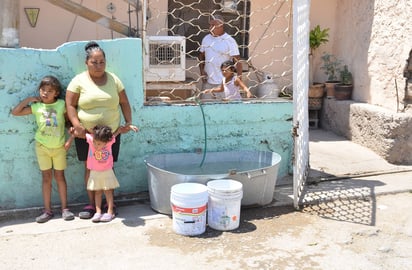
[149,43,182,66]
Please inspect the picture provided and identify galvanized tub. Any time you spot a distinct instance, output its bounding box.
[145,150,282,215]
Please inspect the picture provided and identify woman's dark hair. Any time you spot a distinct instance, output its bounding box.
[92,125,113,143]
[38,75,62,98]
[221,60,236,72]
[85,41,106,60]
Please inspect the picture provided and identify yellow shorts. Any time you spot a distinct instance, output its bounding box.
[35,142,67,171]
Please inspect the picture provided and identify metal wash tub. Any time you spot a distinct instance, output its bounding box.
[144,150,282,215]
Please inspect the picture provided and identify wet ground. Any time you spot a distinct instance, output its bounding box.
[1,129,412,269]
[1,192,411,270]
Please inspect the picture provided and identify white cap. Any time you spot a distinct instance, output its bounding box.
[210,14,224,24]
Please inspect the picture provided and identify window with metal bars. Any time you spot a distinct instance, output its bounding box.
[167,0,250,59]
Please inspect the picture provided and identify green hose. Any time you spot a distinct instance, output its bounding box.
[194,97,207,167]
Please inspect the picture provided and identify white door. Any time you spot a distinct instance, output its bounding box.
[292,0,311,209]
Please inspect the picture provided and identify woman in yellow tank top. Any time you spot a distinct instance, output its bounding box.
[66,41,138,219]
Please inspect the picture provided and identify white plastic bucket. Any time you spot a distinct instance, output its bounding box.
[207,179,243,231]
[170,183,208,236]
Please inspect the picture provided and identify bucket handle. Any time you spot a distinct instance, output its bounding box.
[228,169,237,175]
[245,169,267,179]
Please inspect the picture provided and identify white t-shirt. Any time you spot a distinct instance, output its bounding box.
[223,76,242,100]
[200,33,240,84]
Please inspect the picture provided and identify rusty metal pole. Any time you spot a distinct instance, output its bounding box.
[0,0,19,47]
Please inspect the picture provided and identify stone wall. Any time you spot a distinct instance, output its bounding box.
[316,1,412,165]
[333,0,411,110]
[321,99,412,164]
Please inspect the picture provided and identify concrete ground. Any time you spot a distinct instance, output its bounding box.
[1,129,412,270]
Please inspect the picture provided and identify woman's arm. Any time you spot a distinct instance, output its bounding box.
[118,90,138,133]
[118,90,132,124]
[65,90,85,137]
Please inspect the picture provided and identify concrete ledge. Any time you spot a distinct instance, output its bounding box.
[0,192,150,223]
[321,99,412,164]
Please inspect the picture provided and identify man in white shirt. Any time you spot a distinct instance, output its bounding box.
[198,14,242,99]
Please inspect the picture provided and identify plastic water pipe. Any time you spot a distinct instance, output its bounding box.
[187,96,208,167]
[195,97,208,167]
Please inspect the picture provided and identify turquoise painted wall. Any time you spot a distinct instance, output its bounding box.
[0,38,293,210]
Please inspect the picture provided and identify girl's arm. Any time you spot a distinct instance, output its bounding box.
[64,134,75,151]
[232,55,242,80]
[203,84,224,95]
[63,111,75,151]
[235,78,252,98]
[113,128,122,137]
[11,96,40,116]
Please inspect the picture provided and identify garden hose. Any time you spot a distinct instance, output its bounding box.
[194,97,208,167]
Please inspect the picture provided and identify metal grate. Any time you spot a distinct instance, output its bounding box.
[149,43,182,66]
[144,0,295,102]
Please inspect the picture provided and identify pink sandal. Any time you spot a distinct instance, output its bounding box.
[79,205,96,219]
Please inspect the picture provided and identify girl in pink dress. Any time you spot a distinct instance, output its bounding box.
[86,125,121,222]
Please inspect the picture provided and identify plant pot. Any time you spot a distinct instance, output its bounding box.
[308,97,323,110]
[335,84,353,100]
[324,81,340,99]
[308,83,325,98]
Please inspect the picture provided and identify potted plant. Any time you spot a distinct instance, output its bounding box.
[320,53,342,98]
[308,25,329,99]
[335,65,353,100]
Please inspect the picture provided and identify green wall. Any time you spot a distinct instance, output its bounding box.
[0,38,293,210]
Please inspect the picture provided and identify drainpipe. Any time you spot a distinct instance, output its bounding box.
[0,0,19,47]
[45,0,136,37]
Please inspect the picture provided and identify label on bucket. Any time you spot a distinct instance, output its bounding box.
[170,183,208,236]
[171,203,207,236]
[208,198,240,231]
[171,204,207,214]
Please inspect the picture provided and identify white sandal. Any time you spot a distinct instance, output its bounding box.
[91,213,103,223]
